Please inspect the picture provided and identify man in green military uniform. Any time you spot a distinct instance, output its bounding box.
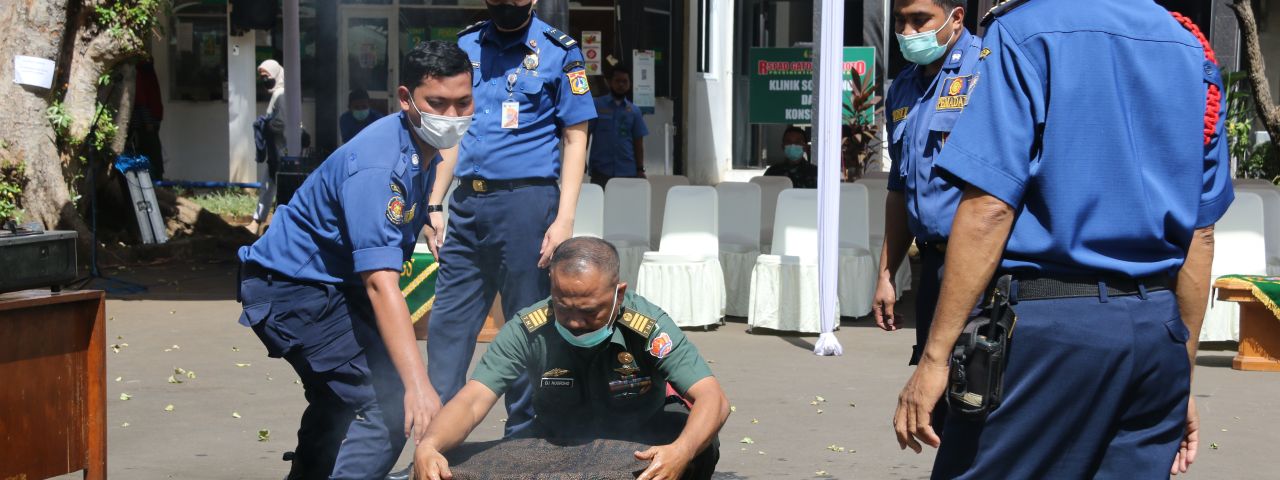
[413,237,729,480]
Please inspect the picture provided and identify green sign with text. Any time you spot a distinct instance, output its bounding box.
[748,47,876,124]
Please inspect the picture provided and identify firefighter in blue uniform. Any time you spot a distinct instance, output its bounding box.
[892,0,1232,478]
[423,0,597,441]
[875,0,982,369]
[235,41,475,479]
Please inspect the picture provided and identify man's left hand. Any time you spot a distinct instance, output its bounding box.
[1172,397,1199,475]
[893,359,949,453]
[634,443,693,480]
[538,219,574,268]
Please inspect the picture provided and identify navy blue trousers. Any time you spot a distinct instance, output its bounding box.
[932,286,1191,479]
[911,247,946,366]
[238,271,406,480]
[429,184,558,436]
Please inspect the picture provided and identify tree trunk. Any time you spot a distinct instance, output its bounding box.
[0,0,146,242]
[1232,0,1280,149]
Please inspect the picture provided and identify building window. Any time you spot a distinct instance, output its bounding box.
[170,2,228,101]
[697,0,713,73]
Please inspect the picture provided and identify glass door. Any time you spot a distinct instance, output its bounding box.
[339,7,397,115]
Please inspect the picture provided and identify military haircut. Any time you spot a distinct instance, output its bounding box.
[550,237,621,283]
[607,65,631,80]
[783,125,809,143]
[933,0,965,11]
[400,40,472,89]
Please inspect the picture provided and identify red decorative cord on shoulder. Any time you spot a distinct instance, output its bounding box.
[1171,11,1220,146]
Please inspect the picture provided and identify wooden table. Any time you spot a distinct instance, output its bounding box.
[0,289,107,479]
[1215,278,1280,371]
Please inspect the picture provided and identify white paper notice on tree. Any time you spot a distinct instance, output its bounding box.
[13,56,56,89]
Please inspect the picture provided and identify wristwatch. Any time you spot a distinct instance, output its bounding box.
[425,205,444,213]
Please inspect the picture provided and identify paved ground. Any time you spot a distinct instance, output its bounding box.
[52,256,1280,479]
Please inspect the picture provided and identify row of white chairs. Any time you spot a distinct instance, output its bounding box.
[574,177,908,331]
[1203,179,1280,342]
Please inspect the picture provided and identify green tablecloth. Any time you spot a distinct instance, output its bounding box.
[1218,274,1280,318]
[399,247,437,323]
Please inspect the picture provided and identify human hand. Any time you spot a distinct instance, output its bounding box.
[413,446,452,480]
[893,359,948,453]
[427,211,446,260]
[873,273,899,331]
[1172,397,1199,475]
[404,383,443,444]
[634,443,694,480]
[538,219,574,268]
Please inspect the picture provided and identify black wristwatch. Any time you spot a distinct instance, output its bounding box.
[425,204,444,213]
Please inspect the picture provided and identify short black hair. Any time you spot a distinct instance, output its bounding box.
[934,0,965,11]
[400,40,472,89]
[607,65,631,80]
[348,88,369,104]
[783,125,809,143]
[550,237,621,283]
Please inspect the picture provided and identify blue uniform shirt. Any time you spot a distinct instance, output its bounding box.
[935,0,1234,277]
[239,112,439,287]
[886,28,983,242]
[588,95,649,177]
[456,15,598,180]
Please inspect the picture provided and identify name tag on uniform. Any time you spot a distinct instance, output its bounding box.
[502,101,519,129]
[540,377,573,388]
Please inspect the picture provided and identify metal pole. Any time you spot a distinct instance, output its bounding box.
[283,0,302,156]
[813,0,845,355]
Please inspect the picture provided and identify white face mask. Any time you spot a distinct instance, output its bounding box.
[408,98,472,149]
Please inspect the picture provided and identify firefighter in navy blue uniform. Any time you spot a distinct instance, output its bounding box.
[423,0,597,439]
[892,0,1233,478]
[235,41,475,479]
[876,0,983,369]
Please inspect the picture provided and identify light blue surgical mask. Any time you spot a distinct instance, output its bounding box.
[783,144,806,162]
[351,108,370,122]
[896,9,959,65]
[554,285,621,349]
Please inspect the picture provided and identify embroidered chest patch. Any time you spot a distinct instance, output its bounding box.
[936,75,976,111]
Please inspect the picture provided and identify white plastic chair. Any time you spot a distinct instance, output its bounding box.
[749,176,793,251]
[1235,183,1280,275]
[837,183,876,317]
[636,186,725,328]
[855,177,911,294]
[747,189,836,333]
[1202,191,1267,342]
[573,183,605,238]
[645,174,690,248]
[603,178,651,286]
[716,182,762,317]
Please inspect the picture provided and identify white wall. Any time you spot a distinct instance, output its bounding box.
[683,0,735,185]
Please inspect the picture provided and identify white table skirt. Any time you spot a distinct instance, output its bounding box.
[838,248,877,318]
[720,249,759,317]
[747,255,838,333]
[1200,285,1240,342]
[636,255,726,328]
[615,244,648,287]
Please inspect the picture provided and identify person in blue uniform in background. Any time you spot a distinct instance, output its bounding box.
[892,0,1232,478]
[340,88,385,143]
[875,0,981,368]
[588,65,648,187]
[422,0,596,440]
[235,40,474,479]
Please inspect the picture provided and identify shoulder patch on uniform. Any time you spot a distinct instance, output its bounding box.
[563,60,585,73]
[618,309,657,337]
[981,0,1029,27]
[543,27,578,49]
[520,305,551,332]
[566,69,590,95]
[386,183,406,225]
[457,20,488,37]
[648,332,673,359]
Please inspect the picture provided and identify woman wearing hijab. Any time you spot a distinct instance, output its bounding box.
[250,59,288,235]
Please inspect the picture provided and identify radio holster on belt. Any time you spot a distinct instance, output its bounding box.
[948,274,1017,419]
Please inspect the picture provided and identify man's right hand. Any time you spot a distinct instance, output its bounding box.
[413,447,452,480]
[873,273,899,331]
[404,384,443,444]
[426,211,446,260]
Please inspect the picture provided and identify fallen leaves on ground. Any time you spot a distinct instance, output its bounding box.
[120,422,130,427]
[163,404,175,412]
[232,412,241,419]
[235,363,252,368]
[167,375,182,384]
[739,437,754,444]
[258,429,270,442]
[119,393,132,401]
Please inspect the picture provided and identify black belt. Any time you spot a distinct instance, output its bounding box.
[918,240,947,254]
[1009,275,1172,301]
[458,177,557,194]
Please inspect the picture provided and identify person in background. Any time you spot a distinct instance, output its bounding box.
[131,60,165,180]
[763,126,818,188]
[249,59,288,235]
[587,66,648,188]
[341,88,385,143]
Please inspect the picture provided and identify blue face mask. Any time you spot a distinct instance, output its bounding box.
[351,108,370,122]
[895,9,959,65]
[554,285,621,349]
[783,144,806,162]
